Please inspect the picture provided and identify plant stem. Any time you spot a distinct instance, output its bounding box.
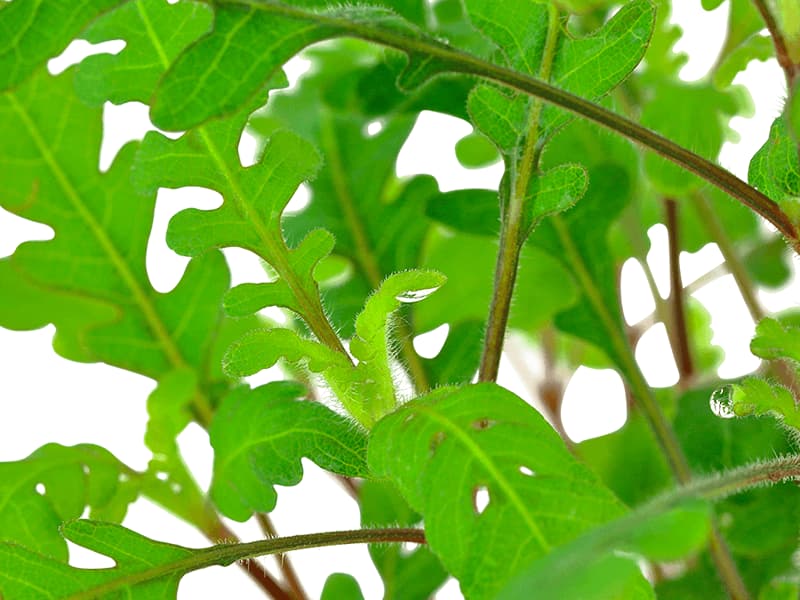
[550,214,751,598]
[256,514,309,600]
[319,111,430,392]
[665,198,695,386]
[66,527,426,600]
[222,0,800,253]
[478,5,560,381]
[694,192,800,400]
[210,518,292,600]
[752,0,799,86]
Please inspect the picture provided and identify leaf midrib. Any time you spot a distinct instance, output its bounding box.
[7,93,187,372]
[413,403,551,552]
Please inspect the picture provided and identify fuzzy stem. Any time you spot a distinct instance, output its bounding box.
[752,0,799,86]
[217,0,800,253]
[66,528,426,600]
[479,5,560,381]
[255,514,309,600]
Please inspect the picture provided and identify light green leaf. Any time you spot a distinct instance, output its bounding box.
[641,81,747,194]
[134,86,346,341]
[224,270,444,426]
[750,116,800,221]
[209,382,369,521]
[151,3,427,130]
[0,444,136,561]
[0,69,234,385]
[713,34,773,89]
[321,574,366,600]
[750,317,800,363]
[526,163,588,223]
[498,500,711,600]
[455,131,500,169]
[74,0,213,106]
[465,0,655,148]
[729,378,800,431]
[417,229,578,334]
[0,520,197,599]
[369,383,624,599]
[0,0,126,91]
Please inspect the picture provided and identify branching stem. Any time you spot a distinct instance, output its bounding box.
[219,0,800,254]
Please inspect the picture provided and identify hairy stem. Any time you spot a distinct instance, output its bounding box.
[221,0,800,253]
[256,514,308,600]
[210,519,292,600]
[479,5,560,381]
[752,0,799,86]
[665,198,695,386]
[67,528,426,600]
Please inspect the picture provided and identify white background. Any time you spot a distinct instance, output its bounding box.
[0,1,796,598]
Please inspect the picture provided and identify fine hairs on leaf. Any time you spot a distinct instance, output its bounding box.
[4,1,800,599]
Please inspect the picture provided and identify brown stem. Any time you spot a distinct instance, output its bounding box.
[751,0,799,86]
[665,199,694,386]
[208,519,292,600]
[256,514,309,600]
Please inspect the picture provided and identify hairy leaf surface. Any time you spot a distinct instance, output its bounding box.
[369,383,624,598]
[210,382,369,521]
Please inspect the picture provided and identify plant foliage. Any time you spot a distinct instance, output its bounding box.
[2,0,800,598]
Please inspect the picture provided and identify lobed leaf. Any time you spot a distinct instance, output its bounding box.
[0,0,126,91]
[209,382,369,521]
[369,383,624,599]
[0,520,198,599]
[0,444,136,561]
[0,68,235,384]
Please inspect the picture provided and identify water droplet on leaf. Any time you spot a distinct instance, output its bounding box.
[395,286,441,303]
[710,386,735,419]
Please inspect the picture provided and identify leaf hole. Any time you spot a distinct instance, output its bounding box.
[81,464,90,476]
[473,485,490,515]
[155,471,169,482]
[400,541,419,556]
[519,466,536,477]
[413,324,449,359]
[47,39,126,75]
[364,119,385,137]
[170,482,182,494]
[35,483,46,495]
[118,473,130,484]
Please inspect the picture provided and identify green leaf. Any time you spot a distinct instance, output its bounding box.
[750,116,800,222]
[151,3,429,130]
[641,81,747,195]
[369,383,624,599]
[73,0,214,106]
[498,500,712,600]
[422,320,484,387]
[321,573,366,600]
[224,270,444,426]
[455,131,500,169]
[0,0,126,91]
[134,84,347,343]
[750,317,800,363]
[713,34,773,89]
[209,382,369,521]
[465,0,655,147]
[0,69,234,387]
[0,520,196,599]
[531,164,633,375]
[0,444,136,561]
[360,481,447,600]
[417,228,578,334]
